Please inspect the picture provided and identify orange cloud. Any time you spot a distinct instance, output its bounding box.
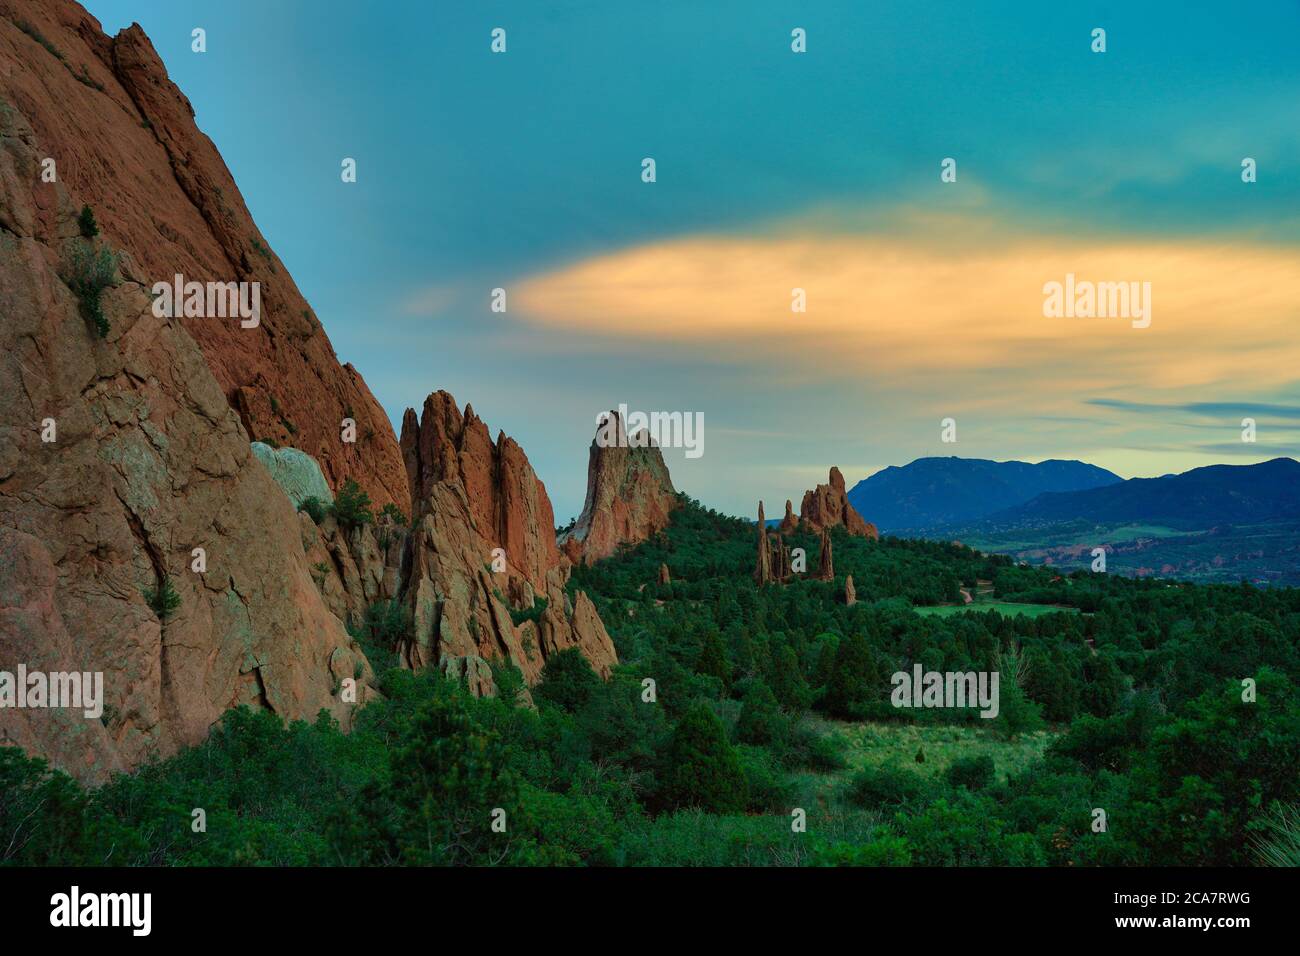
[513,223,1300,397]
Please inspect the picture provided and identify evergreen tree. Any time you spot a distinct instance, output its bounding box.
[695,630,731,687]
[536,647,600,712]
[735,680,787,747]
[331,478,373,529]
[822,633,881,720]
[660,703,748,812]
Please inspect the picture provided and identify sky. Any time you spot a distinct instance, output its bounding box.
[83,0,1300,521]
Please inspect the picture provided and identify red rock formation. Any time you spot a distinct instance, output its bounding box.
[799,467,879,539]
[815,528,835,581]
[0,2,625,780]
[0,0,408,511]
[0,86,369,781]
[778,499,798,534]
[298,512,407,628]
[399,393,617,684]
[658,563,671,585]
[559,410,678,564]
[755,502,772,585]
[845,575,857,606]
[771,534,792,581]
[401,392,558,591]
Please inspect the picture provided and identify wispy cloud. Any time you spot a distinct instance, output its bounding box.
[514,211,1300,402]
[1089,399,1300,419]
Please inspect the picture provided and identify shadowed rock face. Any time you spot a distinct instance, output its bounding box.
[0,83,370,782]
[559,410,678,565]
[0,0,408,511]
[251,443,333,508]
[399,393,617,684]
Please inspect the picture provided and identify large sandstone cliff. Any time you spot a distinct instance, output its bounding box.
[399,393,616,684]
[0,2,618,779]
[0,82,369,782]
[559,410,678,564]
[0,0,408,511]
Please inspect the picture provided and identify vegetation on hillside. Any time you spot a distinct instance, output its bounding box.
[3,496,1297,866]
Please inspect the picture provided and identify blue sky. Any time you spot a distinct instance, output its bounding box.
[84,1,1300,520]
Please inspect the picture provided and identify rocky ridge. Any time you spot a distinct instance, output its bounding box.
[560,410,678,564]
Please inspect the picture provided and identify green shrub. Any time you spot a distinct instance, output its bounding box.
[75,66,104,92]
[788,724,848,771]
[143,576,181,620]
[0,748,92,865]
[845,763,929,809]
[1255,803,1300,867]
[735,681,788,747]
[659,703,748,813]
[821,633,883,720]
[945,754,995,790]
[62,240,118,338]
[536,647,600,712]
[77,204,99,238]
[735,744,794,811]
[298,496,327,524]
[330,479,372,529]
[810,835,913,866]
[506,595,547,627]
[360,600,410,656]
[16,20,64,60]
[380,502,408,525]
[350,602,407,673]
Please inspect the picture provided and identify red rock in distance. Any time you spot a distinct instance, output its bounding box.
[559,409,678,564]
[778,499,799,534]
[399,393,617,684]
[799,467,880,539]
[755,501,773,585]
[816,528,835,580]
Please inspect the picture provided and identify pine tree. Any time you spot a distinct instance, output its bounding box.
[660,703,748,812]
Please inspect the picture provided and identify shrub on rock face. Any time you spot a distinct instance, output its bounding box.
[330,478,373,529]
[77,204,99,238]
[298,496,327,524]
[61,239,118,338]
[143,576,181,620]
[361,600,411,661]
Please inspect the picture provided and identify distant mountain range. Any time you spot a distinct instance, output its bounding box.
[982,457,1300,530]
[846,457,1122,533]
[848,456,1300,586]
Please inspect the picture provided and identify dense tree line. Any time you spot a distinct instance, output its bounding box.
[3,496,1297,866]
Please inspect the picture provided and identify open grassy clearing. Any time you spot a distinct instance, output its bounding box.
[912,601,1078,618]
